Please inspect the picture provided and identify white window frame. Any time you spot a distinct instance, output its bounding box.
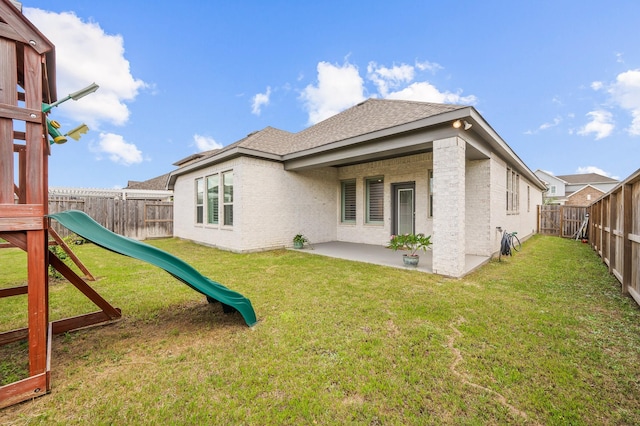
[222,171,233,226]
[195,178,204,224]
[206,174,219,225]
[428,169,434,218]
[365,176,384,224]
[341,180,356,223]
[506,167,520,214]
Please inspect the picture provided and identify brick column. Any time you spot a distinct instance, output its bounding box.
[432,136,466,277]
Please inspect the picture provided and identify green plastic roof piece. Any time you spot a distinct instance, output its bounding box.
[48,210,257,327]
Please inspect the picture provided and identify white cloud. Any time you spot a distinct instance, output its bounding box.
[25,8,146,128]
[193,134,223,152]
[525,116,563,135]
[367,62,415,97]
[415,60,443,73]
[539,116,562,130]
[575,166,618,179]
[300,59,476,125]
[578,110,614,140]
[251,86,271,115]
[608,69,640,136]
[95,133,143,165]
[386,82,477,105]
[591,81,604,91]
[300,61,366,125]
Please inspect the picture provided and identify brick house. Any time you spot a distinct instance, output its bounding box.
[168,99,545,277]
[534,170,619,205]
[565,185,605,206]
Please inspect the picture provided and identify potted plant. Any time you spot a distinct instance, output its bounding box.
[293,233,308,249]
[388,233,432,267]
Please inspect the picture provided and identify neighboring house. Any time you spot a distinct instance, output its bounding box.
[49,173,174,201]
[168,99,545,277]
[534,170,619,206]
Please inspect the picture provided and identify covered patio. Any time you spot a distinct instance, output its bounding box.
[301,241,490,276]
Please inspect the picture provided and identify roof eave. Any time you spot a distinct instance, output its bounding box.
[167,147,282,189]
[283,107,473,162]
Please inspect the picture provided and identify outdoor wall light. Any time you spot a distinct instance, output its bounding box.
[453,120,473,130]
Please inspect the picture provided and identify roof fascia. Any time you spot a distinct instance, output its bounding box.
[468,108,546,190]
[535,169,568,185]
[167,147,282,189]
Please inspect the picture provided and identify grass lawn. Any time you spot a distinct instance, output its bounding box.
[1,235,639,425]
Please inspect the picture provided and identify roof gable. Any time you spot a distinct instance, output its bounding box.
[566,184,605,198]
[534,170,567,186]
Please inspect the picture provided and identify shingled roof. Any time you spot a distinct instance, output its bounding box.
[168,97,547,191]
[125,173,171,190]
[290,98,465,154]
[556,173,618,185]
[180,98,466,165]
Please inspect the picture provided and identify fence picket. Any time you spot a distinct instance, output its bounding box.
[48,197,173,240]
[588,169,640,308]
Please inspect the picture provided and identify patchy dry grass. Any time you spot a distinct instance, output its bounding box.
[1,236,639,425]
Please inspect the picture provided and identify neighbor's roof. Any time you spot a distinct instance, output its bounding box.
[125,173,171,190]
[556,173,618,185]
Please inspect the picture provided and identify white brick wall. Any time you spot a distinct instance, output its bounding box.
[432,137,466,277]
[172,147,543,273]
[466,159,491,255]
[173,157,337,252]
[337,153,433,245]
[489,155,543,254]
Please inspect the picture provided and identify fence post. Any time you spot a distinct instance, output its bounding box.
[622,183,631,295]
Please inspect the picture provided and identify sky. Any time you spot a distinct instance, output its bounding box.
[17,0,640,188]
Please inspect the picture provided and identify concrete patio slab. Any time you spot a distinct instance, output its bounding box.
[298,241,490,276]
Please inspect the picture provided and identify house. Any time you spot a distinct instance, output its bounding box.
[534,170,619,206]
[168,99,545,277]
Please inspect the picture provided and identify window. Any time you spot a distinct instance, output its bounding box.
[506,167,520,213]
[222,171,233,226]
[341,180,356,223]
[206,174,219,224]
[195,178,204,224]
[550,185,556,195]
[428,169,434,218]
[365,177,384,224]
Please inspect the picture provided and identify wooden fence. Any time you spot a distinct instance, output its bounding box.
[538,205,588,238]
[589,168,640,307]
[48,197,173,240]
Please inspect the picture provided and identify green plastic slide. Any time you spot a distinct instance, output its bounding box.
[48,210,257,327]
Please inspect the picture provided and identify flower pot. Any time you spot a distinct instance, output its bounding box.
[402,254,419,267]
[293,241,304,249]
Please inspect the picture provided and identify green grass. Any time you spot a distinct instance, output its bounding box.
[1,236,639,424]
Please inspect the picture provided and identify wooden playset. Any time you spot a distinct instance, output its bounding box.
[0,2,258,409]
[0,0,121,408]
